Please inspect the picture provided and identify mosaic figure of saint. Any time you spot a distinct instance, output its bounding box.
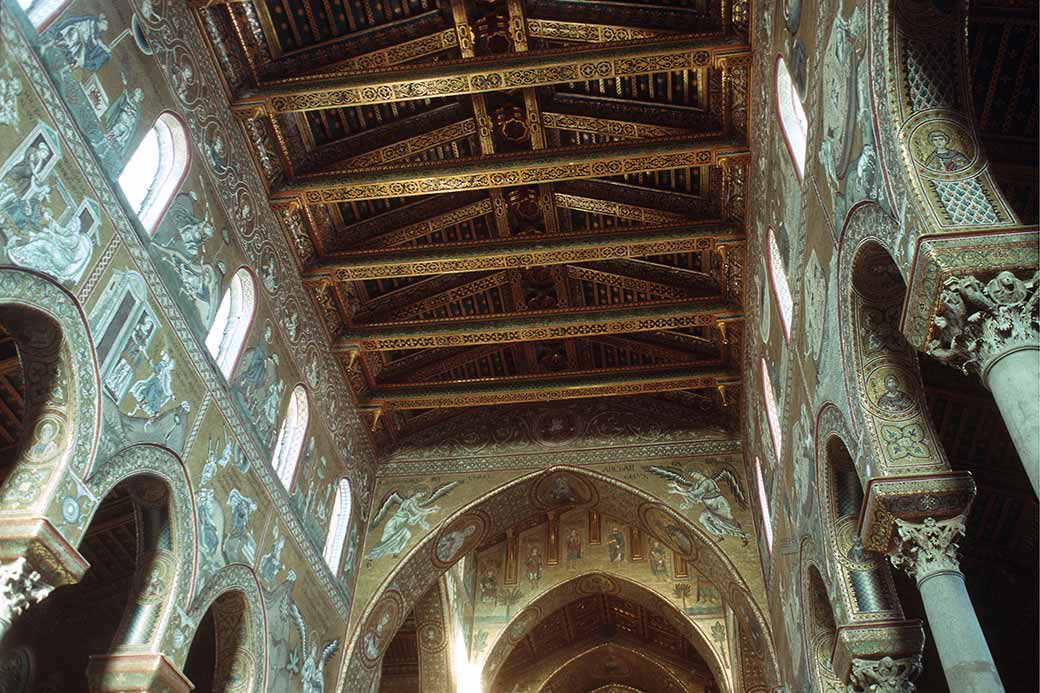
[649,540,669,579]
[525,546,542,583]
[565,529,582,567]
[608,526,625,563]
[876,374,913,413]
[923,130,970,172]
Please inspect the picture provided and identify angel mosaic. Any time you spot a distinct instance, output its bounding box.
[366,481,461,560]
[648,465,750,545]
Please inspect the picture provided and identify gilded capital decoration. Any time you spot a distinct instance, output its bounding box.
[0,557,54,630]
[889,516,965,582]
[848,655,923,693]
[926,270,1039,376]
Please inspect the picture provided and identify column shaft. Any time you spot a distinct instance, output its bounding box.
[985,347,1040,496]
[917,571,1004,692]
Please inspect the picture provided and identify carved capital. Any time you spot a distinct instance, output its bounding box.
[848,655,923,693]
[889,516,965,582]
[926,270,1039,376]
[0,557,54,629]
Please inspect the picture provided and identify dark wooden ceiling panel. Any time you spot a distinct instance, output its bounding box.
[197,0,750,455]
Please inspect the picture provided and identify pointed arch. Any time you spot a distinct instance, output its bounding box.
[118,112,190,234]
[271,384,309,489]
[205,268,257,378]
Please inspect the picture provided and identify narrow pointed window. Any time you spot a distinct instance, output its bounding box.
[205,268,256,378]
[17,0,70,29]
[324,479,353,573]
[754,457,774,552]
[761,358,782,463]
[767,227,793,341]
[776,57,808,179]
[271,385,309,489]
[118,112,190,234]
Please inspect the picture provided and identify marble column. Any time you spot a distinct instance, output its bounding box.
[0,557,54,641]
[927,270,1040,496]
[984,346,1039,494]
[890,516,1004,693]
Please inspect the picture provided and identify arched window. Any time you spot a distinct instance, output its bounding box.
[775,57,808,179]
[761,358,782,463]
[323,478,353,573]
[117,112,189,234]
[16,0,68,29]
[766,227,793,341]
[754,457,773,552]
[271,385,309,489]
[205,268,256,378]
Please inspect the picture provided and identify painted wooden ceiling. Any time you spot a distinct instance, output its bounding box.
[198,0,751,454]
[968,0,1038,224]
[496,591,713,683]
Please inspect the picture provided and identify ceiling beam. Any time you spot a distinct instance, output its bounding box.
[308,222,741,279]
[238,35,744,112]
[366,364,738,408]
[526,18,678,43]
[279,136,742,203]
[541,111,694,140]
[553,191,688,224]
[337,299,740,350]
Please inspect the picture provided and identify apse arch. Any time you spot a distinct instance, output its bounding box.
[481,571,730,693]
[336,466,778,692]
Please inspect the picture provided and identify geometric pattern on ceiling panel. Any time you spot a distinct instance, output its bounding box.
[197,0,752,455]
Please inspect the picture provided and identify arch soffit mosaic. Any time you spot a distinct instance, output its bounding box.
[481,571,731,693]
[182,562,268,691]
[339,466,777,691]
[0,268,101,586]
[81,444,197,645]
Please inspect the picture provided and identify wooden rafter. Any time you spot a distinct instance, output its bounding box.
[310,222,741,279]
[337,299,739,350]
[279,136,741,202]
[239,35,743,111]
[367,364,738,408]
